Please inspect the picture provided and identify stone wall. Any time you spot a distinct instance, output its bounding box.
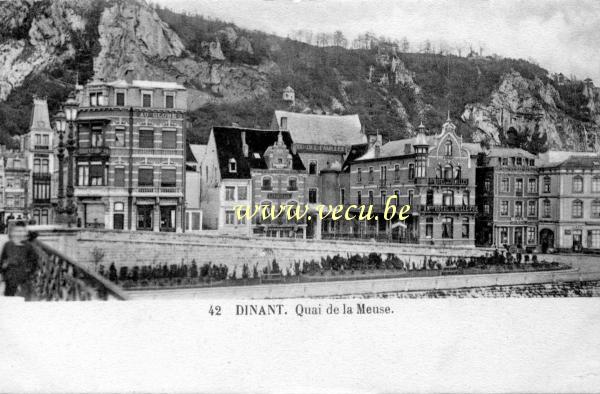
[38,229,489,272]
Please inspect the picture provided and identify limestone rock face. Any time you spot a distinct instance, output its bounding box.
[461,71,600,150]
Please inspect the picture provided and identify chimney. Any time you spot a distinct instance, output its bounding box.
[241,131,249,157]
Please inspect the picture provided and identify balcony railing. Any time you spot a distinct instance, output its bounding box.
[427,178,469,186]
[29,236,128,301]
[34,145,50,151]
[77,146,110,156]
[417,204,477,213]
[136,186,182,194]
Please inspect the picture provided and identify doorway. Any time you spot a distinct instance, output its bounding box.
[540,229,554,253]
[160,205,176,232]
[137,205,153,231]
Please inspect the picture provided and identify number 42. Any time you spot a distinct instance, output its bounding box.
[209,305,222,316]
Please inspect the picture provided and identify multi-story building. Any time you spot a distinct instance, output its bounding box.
[184,143,206,232]
[1,147,30,224]
[348,118,477,246]
[538,155,600,253]
[20,97,57,225]
[202,126,313,238]
[475,148,539,250]
[74,77,187,231]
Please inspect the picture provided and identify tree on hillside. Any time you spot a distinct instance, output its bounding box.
[332,30,347,48]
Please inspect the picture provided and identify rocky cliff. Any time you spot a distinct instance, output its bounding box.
[0,0,598,152]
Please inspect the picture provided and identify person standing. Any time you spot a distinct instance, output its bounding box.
[0,221,40,299]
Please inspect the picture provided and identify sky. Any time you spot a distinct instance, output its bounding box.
[157,0,600,82]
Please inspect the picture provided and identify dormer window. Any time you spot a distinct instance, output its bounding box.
[281,117,288,129]
[142,91,152,108]
[228,158,237,173]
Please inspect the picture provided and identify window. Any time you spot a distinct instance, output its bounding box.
[225,186,235,201]
[416,157,426,178]
[381,191,387,206]
[444,140,452,156]
[309,188,317,204]
[462,190,470,206]
[500,227,508,244]
[515,201,523,217]
[116,91,125,106]
[357,191,362,205]
[593,177,600,193]
[91,128,103,147]
[484,179,491,192]
[368,191,374,205]
[500,201,509,216]
[78,163,89,186]
[357,168,362,183]
[394,190,400,206]
[115,128,125,147]
[592,200,600,218]
[515,178,523,195]
[408,190,413,206]
[114,167,125,187]
[261,177,272,190]
[280,117,287,129]
[528,178,537,193]
[165,93,174,109]
[35,134,41,145]
[368,167,374,183]
[139,130,154,148]
[114,202,124,212]
[573,176,583,193]
[142,91,152,107]
[161,168,176,187]
[483,204,490,214]
[425,218,433,238]
[501,178,509,193]
[442,190,453,206]
[572,200,583,218]
[589,230,600,249]
[228,158,237,173]
[443,165,453,180]
[138,168,154,187]
[442,217,453,238]
[340,189,345,204]
[162,130,177,149]
[33,158,40,173]
[527,227,536,244]
[394,164,400,181]
[543,176,551,193]
[309,161,317,175]
[288,177,298,191]
[543,199,551,218]
[380,165,387,184]
[90,163,104,186]
[89,92,103,106]
[527,200,536,216]
[455,166,462,179]
[426,189,434,205]
[501,158,508,166]
[238,186,248,200]
[462,217,469,238]
[408,163,414,179]
[225,210,235,225]
[516,157,522,166]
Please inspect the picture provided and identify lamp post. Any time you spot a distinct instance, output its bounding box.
[53,110,66,213]
[63,93,79,223]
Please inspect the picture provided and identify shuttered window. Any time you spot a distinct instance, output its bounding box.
[85,204,105,227]
[162,130,176,149]
[90,164,104,186]
[139,130,154,148]
[114,167,125,187]
[138,168,154,186]
[161,169,176,187]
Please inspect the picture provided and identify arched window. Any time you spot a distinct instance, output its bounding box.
[443,165,453,180]
[572,200,583,218]
[462,190,470,206]
[308,161,317,175]
[435,165,442,179]
[593,176,600,193]
[444,140,453,156]
[455,166,462,179]
[592,200,600,218]
[573,175,583,193]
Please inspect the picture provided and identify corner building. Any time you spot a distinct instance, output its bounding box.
[74,79,187,231]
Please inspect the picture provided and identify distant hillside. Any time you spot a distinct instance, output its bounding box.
[0,0,598,153]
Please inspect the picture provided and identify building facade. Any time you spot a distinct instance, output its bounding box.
[74,78,187,231]
[538,156,600,253]
[21,97,57,225]
[475,148,539,251]
[1,147,30,225]
[348,119,477,246]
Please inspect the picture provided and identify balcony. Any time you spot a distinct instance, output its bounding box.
[34,145,50,151]
[33,172,52,180]
[77,146,110,157]
[417,204,477,214]
[426,178,469,186]
[135,186,182,196]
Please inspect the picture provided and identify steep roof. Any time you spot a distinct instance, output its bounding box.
[538,150,598,165]
[342,143,369,172]
[188,144,207,163]
[212,126,305,179]
[550,155,600,169]
[274,110,365,146]
[29,98,52,132]
[487,147,536,159]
